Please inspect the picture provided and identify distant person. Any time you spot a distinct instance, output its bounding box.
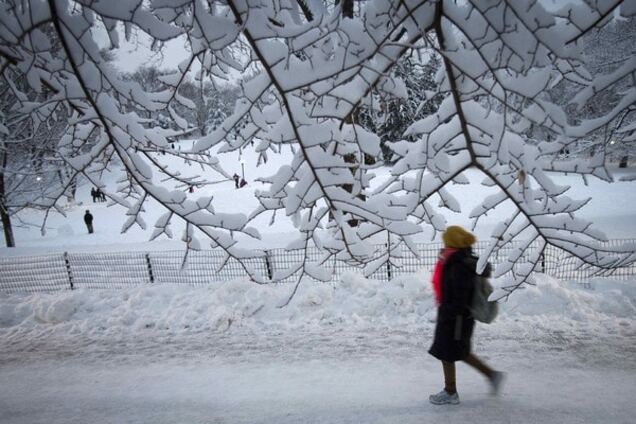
[233,174,240,189]
[188,185,194,193]
[90,188,97,203]
[95,187,106,202]
[84,210,94,234]
[517,169,527,200]
[428,226,504,405]
[239,178,247,188]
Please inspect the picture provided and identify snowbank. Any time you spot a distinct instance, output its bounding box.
[1,273,634,338]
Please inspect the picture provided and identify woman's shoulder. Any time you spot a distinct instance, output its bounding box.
[447,249,477,270]
[448,248,472,261]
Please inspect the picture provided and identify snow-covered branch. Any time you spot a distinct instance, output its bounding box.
[2,0,634,297]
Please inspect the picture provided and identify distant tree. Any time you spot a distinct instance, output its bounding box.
[0,69,71,247]
[1,0,634,299]
[123,65,179,128]
[357,53,442,162]
[123,65,239,137]
[176,79,238,136]
[525,14,636,166]
[575,15,636,166]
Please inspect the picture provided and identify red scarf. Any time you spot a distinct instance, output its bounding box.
[431,248,458,305]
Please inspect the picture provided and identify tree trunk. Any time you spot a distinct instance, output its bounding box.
[0,143,15,247]
[342,0,354,18]
[0,205,15,247]
[198,80,207,136]
[0,191,15,248]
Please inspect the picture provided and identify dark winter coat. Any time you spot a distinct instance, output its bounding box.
[429,248,482,362]
[84,212,93,224]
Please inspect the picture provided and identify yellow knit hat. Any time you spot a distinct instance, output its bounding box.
[442,225,476,248]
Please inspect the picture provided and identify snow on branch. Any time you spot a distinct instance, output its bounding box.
[1,0,634,297]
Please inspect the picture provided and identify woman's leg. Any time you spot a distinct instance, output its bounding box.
[430,361,461,404]
[442,361,457,394]
[465,354,506,395]
[463,353,494,378]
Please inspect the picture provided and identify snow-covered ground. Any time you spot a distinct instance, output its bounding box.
[1,273,635,423]
[3,351,634,424]
[2,146,636,256]
[2,151,635,422]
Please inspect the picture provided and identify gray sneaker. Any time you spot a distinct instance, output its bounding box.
[429,389,460,405]
[490,371,506,396]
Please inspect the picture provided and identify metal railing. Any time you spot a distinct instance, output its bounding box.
[1,239,635,292]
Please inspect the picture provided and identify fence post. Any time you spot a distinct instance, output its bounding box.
[540,253,546,273]
[385,242,392,281]
[64,251,74,290]
[264,250,273,281]
[146,253,155,284]
[385,236,392,281]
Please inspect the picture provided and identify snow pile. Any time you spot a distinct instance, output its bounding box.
[1,273,634,338]
[503,276,636,320]
[0,271,434,335]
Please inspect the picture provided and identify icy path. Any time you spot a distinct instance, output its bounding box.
[1,328,635,424]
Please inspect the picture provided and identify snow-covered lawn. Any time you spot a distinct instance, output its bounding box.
[1,273,635,423]
[3,147,636,256]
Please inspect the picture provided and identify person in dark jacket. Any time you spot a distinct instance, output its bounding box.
[428,225,504,405]
[95,187,105,202]
[84,210,94,234]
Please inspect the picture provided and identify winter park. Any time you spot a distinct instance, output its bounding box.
[1,0,636,423]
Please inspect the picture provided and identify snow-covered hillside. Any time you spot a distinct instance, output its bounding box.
[3,146,636,257]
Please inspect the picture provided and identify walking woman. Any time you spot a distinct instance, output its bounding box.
[429,225,504,405]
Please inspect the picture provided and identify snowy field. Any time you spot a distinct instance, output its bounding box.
[2,145,636,256]
[2,154,636,423]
